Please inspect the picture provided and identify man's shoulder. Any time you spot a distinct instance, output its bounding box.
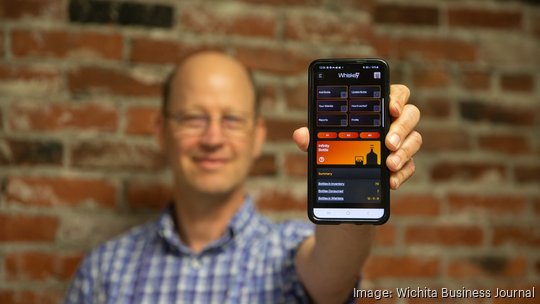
[85,218,158,263]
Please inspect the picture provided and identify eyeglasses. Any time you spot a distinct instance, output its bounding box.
[164,112,253,137]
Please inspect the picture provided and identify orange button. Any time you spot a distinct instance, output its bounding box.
[317,132,337,139]
[338,132,358,139]
[360,132,380,139]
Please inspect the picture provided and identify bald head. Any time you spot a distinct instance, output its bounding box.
[162,51,258,116]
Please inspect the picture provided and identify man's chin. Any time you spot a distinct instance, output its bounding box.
[189,177,242,196]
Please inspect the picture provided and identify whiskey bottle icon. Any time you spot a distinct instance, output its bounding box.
[366,145,378,165]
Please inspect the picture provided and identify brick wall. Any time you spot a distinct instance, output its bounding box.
[0,0,539,303]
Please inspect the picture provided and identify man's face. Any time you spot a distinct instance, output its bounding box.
[158,56,265,196]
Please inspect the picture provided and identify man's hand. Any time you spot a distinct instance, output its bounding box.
[292,84,422,303]
[293,84,422,189]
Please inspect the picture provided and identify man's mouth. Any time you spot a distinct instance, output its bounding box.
[193,157,229,171]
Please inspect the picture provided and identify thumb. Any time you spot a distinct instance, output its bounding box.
[292,127,310,152]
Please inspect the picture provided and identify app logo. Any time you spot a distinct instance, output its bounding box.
[337,72,360,79]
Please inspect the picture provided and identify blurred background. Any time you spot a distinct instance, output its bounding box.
[0,0,539,303]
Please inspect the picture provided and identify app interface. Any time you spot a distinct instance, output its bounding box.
[311,61,387,211]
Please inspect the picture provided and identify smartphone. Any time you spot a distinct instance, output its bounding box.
[308,58,390,224]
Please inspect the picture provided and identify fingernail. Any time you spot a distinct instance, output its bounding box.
[389,134,400,148]
[390,155,401,169]
[394,104,401,115]
[392,177,400,189]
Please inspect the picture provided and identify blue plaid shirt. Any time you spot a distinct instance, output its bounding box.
[65,197,316,303]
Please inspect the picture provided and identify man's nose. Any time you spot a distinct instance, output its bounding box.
[200,118,226,146]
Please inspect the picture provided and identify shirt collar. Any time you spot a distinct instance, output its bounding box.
[156,196,258,256]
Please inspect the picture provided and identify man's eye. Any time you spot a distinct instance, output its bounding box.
[181,115,207,127]
[223,115,245,128]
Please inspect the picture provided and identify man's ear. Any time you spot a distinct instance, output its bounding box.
[252,117,266,159]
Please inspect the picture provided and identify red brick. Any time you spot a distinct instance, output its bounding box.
[0,214,59,242]
[11,30,123,60]
[364,256,440,279]
[6,176,117,209]
[0,138,63,166]
[256,190,305,211]
[68,67,161,97]
[125,106,158,135]
[375,223,395,246]
[182,7,276,38]
[500,73,534,92]
[405,225,484,246]
[370,35,393,58]
[532,13,540,38]
[393,37,477,62]
[413,97,451,118]
[265,118,305,142]
[0,64,59,81]
[459,101,536,126]
[257,84,278,112]
[448,7,522,30]
[493,226,540,247]
[5,251,82,281]
[431,162,506,182]
[514,165,540,183]
[235,46,314,75]
[419,128,470,151]
[9,102,118,132]
[284,82,308,109]
[71,141,165,171]
[374,4,439,26]
[478,134,530,155]
[126,181,172,210]
[284,154,307,178]
[446,256,527,278]
[284,12,373,43]
[0,0,63,20]
[447,194,527,215]
[534,198,540,216]
[413,67,450,88]
[130,38,224,64]
[0,290,61,304]
[392,194,440,216]
[250,154,277,177]
[461,70,491,90]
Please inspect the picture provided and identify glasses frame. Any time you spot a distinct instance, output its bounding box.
[163,111,255,138]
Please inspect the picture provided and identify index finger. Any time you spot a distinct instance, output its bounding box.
[389,84,410,118]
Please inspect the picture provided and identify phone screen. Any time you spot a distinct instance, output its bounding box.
[308,59,390,224]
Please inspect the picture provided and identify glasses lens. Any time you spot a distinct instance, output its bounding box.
[168,112,252,137]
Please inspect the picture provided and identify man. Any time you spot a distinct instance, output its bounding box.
[65,51,421,303]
